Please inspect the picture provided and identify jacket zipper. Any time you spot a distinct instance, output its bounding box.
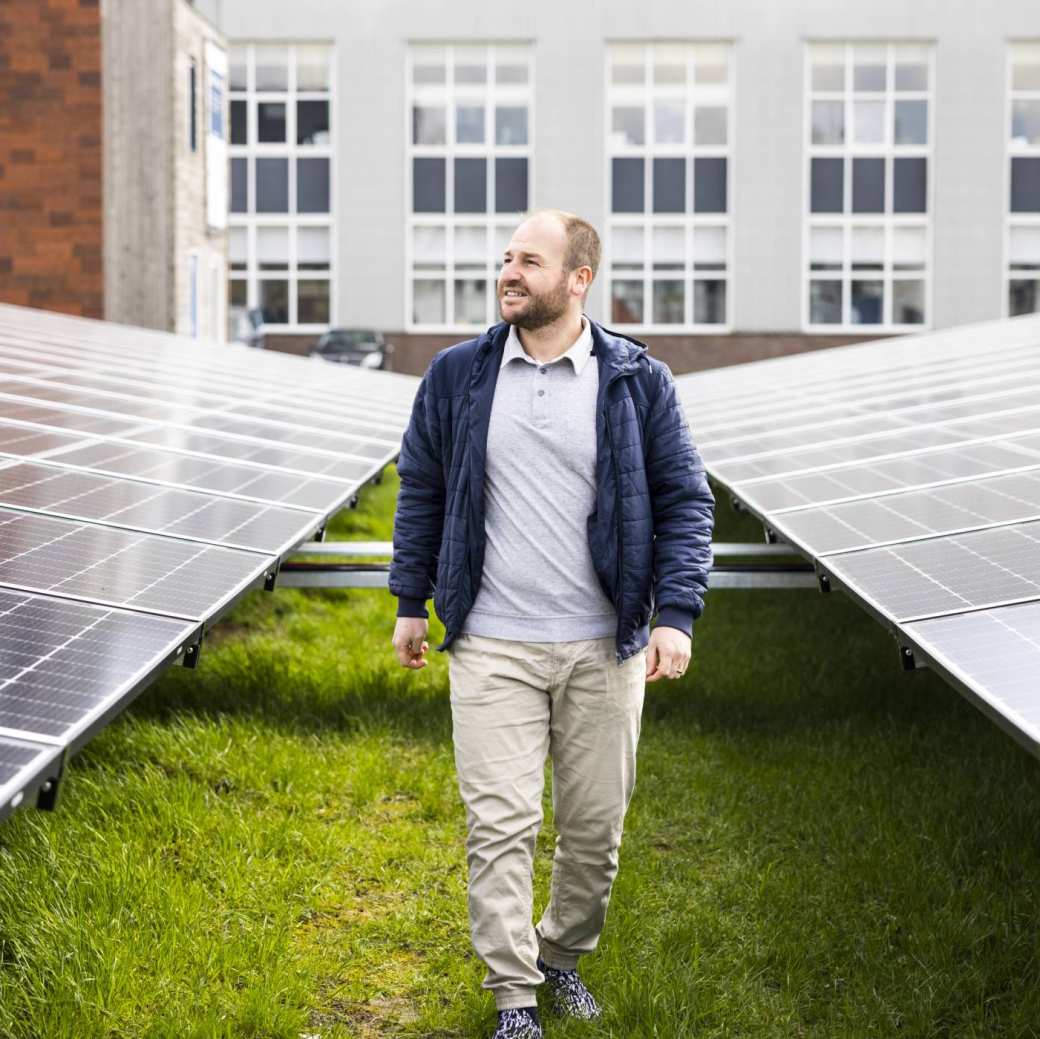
[604,380,625,665]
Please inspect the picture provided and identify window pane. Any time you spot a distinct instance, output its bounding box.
[852,101,884,144]
[652,281,684,324]
[229,47,248,91]
[230,100,247,145]
[257,101,286,143]
[297,157,330,213]
[611,47,645,85]
[254,45,288,91]
[654,101,685,145]
[652,226,684,270]
[1012,101,1040,147]
[413,60,446,85]
[260,279,289,323]
[455,279,486,324]
[1011,158,1040,213]
[693,280,726,323]
[811,157,844,213]
[654,45,686,85]
[694,106,727,146]
[851,226,884,270]
[230,157,247,212]
[810,280,843,324]
[455,157,487,213]
[694,157,727,213]
[495,158,527,213]
[413,157,446,212]
[693,226,726,269]
[228,279,247,307]
[893,226,926,269]
[1012,62,1040,91]
[811,100,844,145]
[812,59,845,92]
[296,45,330,92]
[297,100,330,145]
[298,280,330,323]
[653,158,685,213]
[256,226,289,269]
[894,100,927,145]
[892,280,924,324]
[454,48,487,84]
[611,280,644,323]
[810,226,843,270]
[611,107,645,147]
[613,158,645,213]
[851,280,883,324]
[853,47,886,91]
[456,105,485,145]
[455,226,486,267]
[894,47,929,91]
[893,157,927,213]
[852,157,885,213]
[413,225,447,269]
[413,105,446,146]
[298,226,331,270]
[1010,226,1040,269]
[1009,279,1040,316]
[256,157,288,212]
[612,226,643,269]
[694,48,727,84]
[229,227,248,270]
[413,280,446,323]
[495,48,528,84]
[495,106,528,146]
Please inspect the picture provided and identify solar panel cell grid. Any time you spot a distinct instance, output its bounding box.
[0,589,194,742]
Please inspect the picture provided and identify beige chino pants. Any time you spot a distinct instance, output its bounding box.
[448,632,647,1011]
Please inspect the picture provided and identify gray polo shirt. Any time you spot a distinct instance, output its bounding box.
[460,316,618,643]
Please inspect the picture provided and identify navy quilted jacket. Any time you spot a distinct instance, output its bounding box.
[389,318,715,663]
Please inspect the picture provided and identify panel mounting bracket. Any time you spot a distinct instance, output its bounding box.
[35,750,67,812]
[263,560,281,592]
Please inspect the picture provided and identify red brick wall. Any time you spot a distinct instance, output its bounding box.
[0,0,103,317]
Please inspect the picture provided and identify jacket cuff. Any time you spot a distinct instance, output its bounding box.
[396,596,429,619]
[654,606,694,638]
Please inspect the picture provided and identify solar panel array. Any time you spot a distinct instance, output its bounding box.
[0,303,418,820]
[676,313,1040,757]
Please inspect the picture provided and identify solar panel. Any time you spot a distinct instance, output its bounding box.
[739,437,1040,513]
[677,311,1040,758]
[0,507,273,621]
[773,469,1040,556]
[37,438,352,512]
[0,587,196,746]
[906,602,1040,752]
[0,461,322,555]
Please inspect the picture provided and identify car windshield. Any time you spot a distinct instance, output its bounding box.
[320,330,379,352]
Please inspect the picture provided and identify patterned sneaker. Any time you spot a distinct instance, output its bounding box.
[537,956,603,1020]
[491,1007,542,1038]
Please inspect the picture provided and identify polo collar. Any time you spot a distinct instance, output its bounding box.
[500,316,594,375]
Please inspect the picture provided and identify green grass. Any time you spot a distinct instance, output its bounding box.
[1,468,1040,1038]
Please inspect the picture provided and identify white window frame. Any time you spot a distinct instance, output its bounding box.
[405,42,535,333]
[1004,41,1040,318]
[604,41,735,334]
[227,41,336,334]
[802,41,935,334]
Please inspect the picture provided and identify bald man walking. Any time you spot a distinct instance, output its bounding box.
[390,209,714,1039]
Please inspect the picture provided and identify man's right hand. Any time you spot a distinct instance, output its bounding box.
[392,617,430,669]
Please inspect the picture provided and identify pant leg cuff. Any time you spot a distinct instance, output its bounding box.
[538,948,580,971]
[495,991,539,1011]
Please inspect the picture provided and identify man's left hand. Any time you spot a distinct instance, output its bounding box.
[645,626,691,682]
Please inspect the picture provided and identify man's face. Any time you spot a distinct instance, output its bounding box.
[497,216,574,330]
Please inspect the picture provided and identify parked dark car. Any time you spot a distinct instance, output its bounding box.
[311,328,390,369]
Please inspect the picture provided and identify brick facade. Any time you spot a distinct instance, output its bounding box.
[0,0,103,317]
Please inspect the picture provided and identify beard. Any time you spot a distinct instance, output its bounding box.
[498,271,570,330]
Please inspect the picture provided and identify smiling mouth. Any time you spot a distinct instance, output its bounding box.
[502,289,528,300]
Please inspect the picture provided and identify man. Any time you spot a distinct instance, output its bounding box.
[390,209,714,1039]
